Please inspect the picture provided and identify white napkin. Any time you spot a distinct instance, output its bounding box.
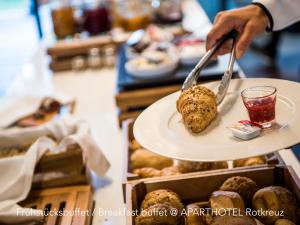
[0,95,74,129]
[0,115,110,224]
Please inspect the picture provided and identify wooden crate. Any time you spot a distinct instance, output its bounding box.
[32,145,89,189]
[20,185,94,225]
[126,165,300,225]
[121,119,285,200]
[116,84,181,126]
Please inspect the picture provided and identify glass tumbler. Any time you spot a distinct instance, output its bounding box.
[241,86,277,128]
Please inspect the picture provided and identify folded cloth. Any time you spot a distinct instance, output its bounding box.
[0,95,74,129]
[0,115,110,224]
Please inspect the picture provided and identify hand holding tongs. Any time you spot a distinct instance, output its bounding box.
[182,30,238,105]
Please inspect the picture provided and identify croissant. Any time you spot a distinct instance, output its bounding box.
[177,85,217,133]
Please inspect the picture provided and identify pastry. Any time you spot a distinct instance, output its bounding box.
[141,189,184,212]
[135,203,181,225]
[177,160,228,173]
[219,176,259,204]
[130,148,173,170]
[133,167,162,178]
[252,186,298,224]
[211,161,229,170]
[209,215,257,225]
[133,166,181,178]
[176,85,217,133]
[129,139,142,151]
[275,219,296,225]
[209,191,245,213]
[233,156,266,167]
[161,166,181,176]
[185,203,206,225]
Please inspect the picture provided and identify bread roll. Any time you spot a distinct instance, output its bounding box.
[219,176,259,204]
[233,156,266,168]
[161,166,181,176]
[135,203,181,225]
[252,186,298,224]
[141,189,184,212]
[185,203,206,225]
[133,167,162,178]
[275,219,296,225]
[133,166,181,178]
[209,191,245,214]
[129,139,142,151]
[177,160,228,173]
[177,85,217,133]
[209,215,257,225]
[130,148,173,170]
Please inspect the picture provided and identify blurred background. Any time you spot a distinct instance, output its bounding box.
[0,0,300,156]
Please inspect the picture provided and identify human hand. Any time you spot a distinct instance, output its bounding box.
[206,5,269,58]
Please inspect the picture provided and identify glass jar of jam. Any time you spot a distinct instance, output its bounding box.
[113,0,152,31]
[83,1,111,35]
[51,5,76,38]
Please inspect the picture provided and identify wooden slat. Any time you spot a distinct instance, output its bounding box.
[20,185,93,225]
[115,85,181,110]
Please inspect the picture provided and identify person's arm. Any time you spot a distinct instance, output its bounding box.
[253,0,300,31]
[206,5,269,58]
[206,0,300,58]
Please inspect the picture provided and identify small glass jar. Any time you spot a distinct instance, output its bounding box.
[113,0,152,31]
[102,45,115,67]
[51,1,76,39]
[71,56,86,71]
[88,48,102,69]
[83,1,111,35]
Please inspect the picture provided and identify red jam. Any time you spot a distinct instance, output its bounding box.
[243,96,276,124]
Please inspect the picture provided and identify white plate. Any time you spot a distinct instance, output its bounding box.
[125,59,178,79]
[134,78,300,161]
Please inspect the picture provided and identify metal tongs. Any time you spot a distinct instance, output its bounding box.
[182,30,238,105]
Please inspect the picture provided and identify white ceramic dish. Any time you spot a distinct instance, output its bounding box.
[134,78,300,161]
[179,42,206,65]
[125,57,178,79]
[125,43,179,79]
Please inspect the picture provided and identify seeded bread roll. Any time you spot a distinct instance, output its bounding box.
[252,186,298,224]
[141,189,184,212]
[177,85,217,133]
[130,148,173,170]
[219,176,259,204]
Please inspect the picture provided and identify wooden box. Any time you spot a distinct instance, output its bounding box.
[126,165,300,225]
[32,144,89,189]
[0,144,89,189]
[116,85,181,126]
[20,185,94,225]
[122,119,284,181]
[121,119,285,202]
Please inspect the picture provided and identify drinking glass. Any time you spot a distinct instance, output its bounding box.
[241,86,277,128]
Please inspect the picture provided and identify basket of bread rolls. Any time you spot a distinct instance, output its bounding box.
[122,119,286,199]
[126,165,300,225]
